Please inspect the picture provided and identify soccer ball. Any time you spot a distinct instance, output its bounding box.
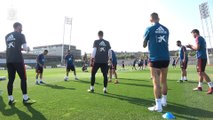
[64,76,69,81]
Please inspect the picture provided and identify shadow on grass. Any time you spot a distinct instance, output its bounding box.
[0,96,47,120]
[77,79,100,85]
[96,93,213,120]
[118,82,153,88]
[119,78,150,82]
[40,83,76,90]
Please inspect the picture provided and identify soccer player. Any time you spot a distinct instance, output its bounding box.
[143,13,170,112]
[35,50,48,85]
[121,61,125,69]
[132,59,137,70]
[88,31,112,93]
[187,29,213,94]
[5,22,35,105]
[144,56,148,69]
[109,50,119,84]
[176,40,188,82]
[64,50,78,81]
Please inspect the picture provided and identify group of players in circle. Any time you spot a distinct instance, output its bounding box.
[4,12,213,113]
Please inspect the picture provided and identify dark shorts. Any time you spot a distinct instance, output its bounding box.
[36,66,43,74]
[149,60,170,69]
[197,59,207,72]
[67,65,75,72]
[110,64,117,70]
[180,60,188,69]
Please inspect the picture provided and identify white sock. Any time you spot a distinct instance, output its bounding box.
[181,77,183,80]
[198,82,203,87]
[183,76,187,80]
[103,87,107,91]
[155,99,162,109]
[90,86,94,90]
[207,82,213,88]
[36,79,39,82]
[162,95,167,102]
[23,94,29,100]
[8,95,14,101]
[40,79,42,82]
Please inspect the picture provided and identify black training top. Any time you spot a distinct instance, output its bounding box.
[93,39,111,64]
[5,31,26,63]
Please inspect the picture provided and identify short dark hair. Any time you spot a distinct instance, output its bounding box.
[13,22,22,29]
[67,50,71,52]
[98,31,104,36]
[150,12,159,20]
[177,40,181,43]
[44,50,48,53]
[191,29,200,35]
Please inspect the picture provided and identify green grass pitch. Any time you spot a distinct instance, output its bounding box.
[0,65,213,120]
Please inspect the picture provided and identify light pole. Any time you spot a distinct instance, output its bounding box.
[61,17,72,64]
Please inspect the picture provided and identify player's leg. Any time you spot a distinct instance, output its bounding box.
[39,68,45,84]
[194,59,204,91]
[160,67,168,107]
[148,67,162,112]
[88,63,99,92]
[64,66,70,81]
[72,66,78,80]
[15,62,32,103]
[114,65,119,84]
[35,67,40,85]
[200,59,213,94]
[108,67,112,82]
[7,63,16,105]
[100,64,109,93]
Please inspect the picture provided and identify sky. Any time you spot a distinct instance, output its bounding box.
[0,0,213,54]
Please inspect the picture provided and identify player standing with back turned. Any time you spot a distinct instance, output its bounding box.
[143,13,170,112]
[5,22,35,105]
[88,31,112,94]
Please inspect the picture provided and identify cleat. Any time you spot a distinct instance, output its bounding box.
[23,98,36,104]
[177,80,183,83]
[75,77,79,80]
[108,80,112,83]
[36,81,40,85]
[184,79,188,81]
[103,90,108,94]
[193,87,202,91]
[161,102,167,107]
[114,80,119,84]
[148,105,162,112]
[207,88,213,94]
[8,99,16,105]
[88,89,94,93]
[40,81,45,84]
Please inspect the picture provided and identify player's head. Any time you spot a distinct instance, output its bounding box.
[43,50,48,55]
[67,50,71,54]
[150,12,160,23]
[176,40,182,47]
[98,31,104,39]
[13,22,22,32]
[191,29,200,38]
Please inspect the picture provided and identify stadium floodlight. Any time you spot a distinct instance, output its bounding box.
[199,2,213,64]
[61,17,73,64]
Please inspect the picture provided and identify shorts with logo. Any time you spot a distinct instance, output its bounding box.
[197,59,207,72]
[149,60,170,69]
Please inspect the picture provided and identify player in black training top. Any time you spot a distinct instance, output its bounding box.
[88,31,112,94]
[5,22,35,105]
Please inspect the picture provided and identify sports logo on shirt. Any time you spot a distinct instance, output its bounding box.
[157,35,166,43]
[6,34,16,41]
[155,26,167,34]
[8,42,15,48]
[99,41,106,46]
